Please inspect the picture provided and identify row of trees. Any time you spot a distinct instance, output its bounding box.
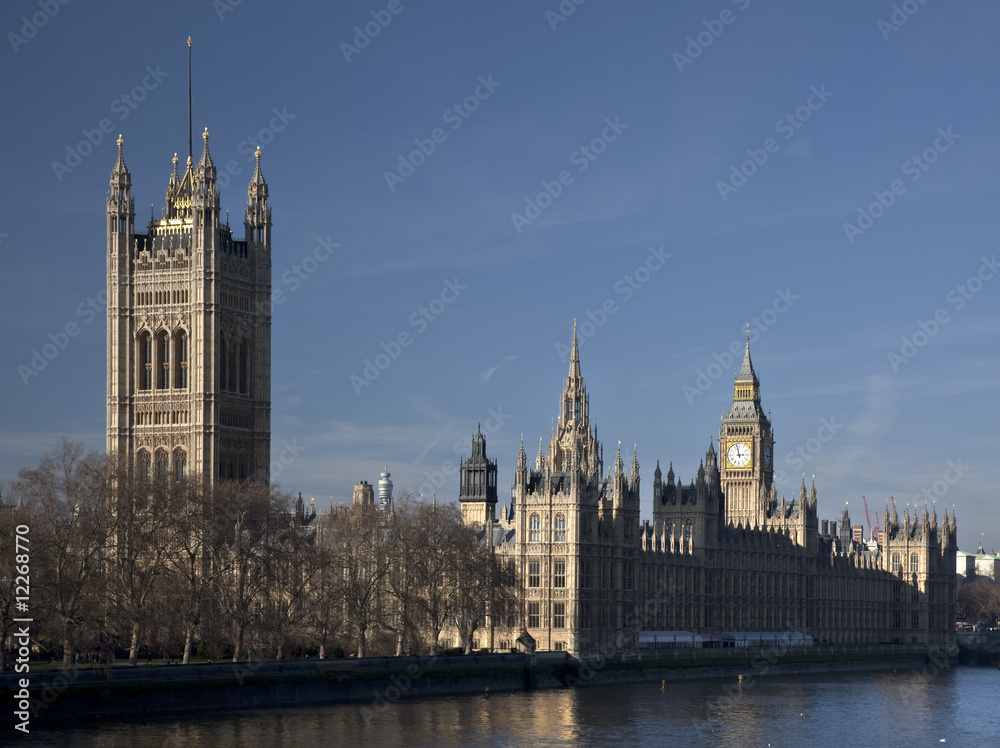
[0,440,518,668]
[957,576,1000,628]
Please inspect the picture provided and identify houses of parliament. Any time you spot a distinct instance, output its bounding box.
[107,133,955,658]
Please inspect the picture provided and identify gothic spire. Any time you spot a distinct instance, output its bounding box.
[195,127,217,185]
[248,146,268,202]
[630,444,639,481]
[110,134,130,190]
[569,318,581,380]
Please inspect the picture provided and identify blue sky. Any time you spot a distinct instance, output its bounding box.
[1,0,998,553]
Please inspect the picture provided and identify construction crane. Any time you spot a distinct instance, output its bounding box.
[862,496,873,541]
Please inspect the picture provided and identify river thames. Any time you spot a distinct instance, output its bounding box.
[17,665,1000,747]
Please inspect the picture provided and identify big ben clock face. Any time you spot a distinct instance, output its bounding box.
[762,444,772,468]
[727,442,751,468]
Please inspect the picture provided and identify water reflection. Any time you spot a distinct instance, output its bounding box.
[16,666,1000,747]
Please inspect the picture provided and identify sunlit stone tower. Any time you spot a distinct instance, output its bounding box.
[106,131,272,483]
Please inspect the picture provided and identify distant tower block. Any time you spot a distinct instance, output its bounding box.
[353,480,374,507]
[378,467,393,510]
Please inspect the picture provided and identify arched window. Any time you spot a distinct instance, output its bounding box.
[220,334,228,392]
[137,450,152,482]
[175,330,188,389]
[139,332,152,390]
[174,449,187,480]
[554,514,566,542]
[892,553,901,574]
[156,330,170,389]
[155,449,169,478]
[529,514,541,542]
[239,338,249,394]
[909,553,919,574]
[228,338,238,392]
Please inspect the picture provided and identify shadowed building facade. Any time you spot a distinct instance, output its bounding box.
[106,131,271,483]
[461,325,956,655]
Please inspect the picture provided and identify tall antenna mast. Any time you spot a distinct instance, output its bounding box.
[187,36,193,164]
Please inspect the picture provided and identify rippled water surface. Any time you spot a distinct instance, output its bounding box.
[18,665,1000,747]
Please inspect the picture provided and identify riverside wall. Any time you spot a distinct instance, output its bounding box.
[0,645,951,725]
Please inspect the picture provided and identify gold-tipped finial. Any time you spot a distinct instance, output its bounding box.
[188,36,192,47]
[117,133,123,147]
[203,127,209,141]
[745,323,750,341]
[255,146,261,160]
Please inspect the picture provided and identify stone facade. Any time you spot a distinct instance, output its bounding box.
[106,132,271,483]
[463,324,956,655]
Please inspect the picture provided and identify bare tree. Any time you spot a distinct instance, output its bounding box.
[106,463,192,665]
[261,500,317,660]
[16,439,113,668]
[161,476,211,664]
[452,526,518,654]
[324,503,395,658]
[410,502,463,654]
[210,480,287,662]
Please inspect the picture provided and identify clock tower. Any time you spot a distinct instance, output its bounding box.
[718,328,774,528]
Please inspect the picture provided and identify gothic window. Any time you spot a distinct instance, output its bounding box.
[893,611,901,629]
[529,514,541,542]
[239,338,249,394]
[528,561,540,588]
[155,449,169,478]
[229,337,238,392]
[157,330,170,389]
[174,450,187,479]
[554,513,566,542]
[527,602,539,629]
[892,584,901,603]
[220,334,228,391]
[137,450,151,482]
[139,332,152,390]
[909,553,919,574]
[554,560,565,588]
[553,603,565,629]
[892,553,902,574]
[175,330,188,389]
[581,559,591,588]
[911,611,920,629]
